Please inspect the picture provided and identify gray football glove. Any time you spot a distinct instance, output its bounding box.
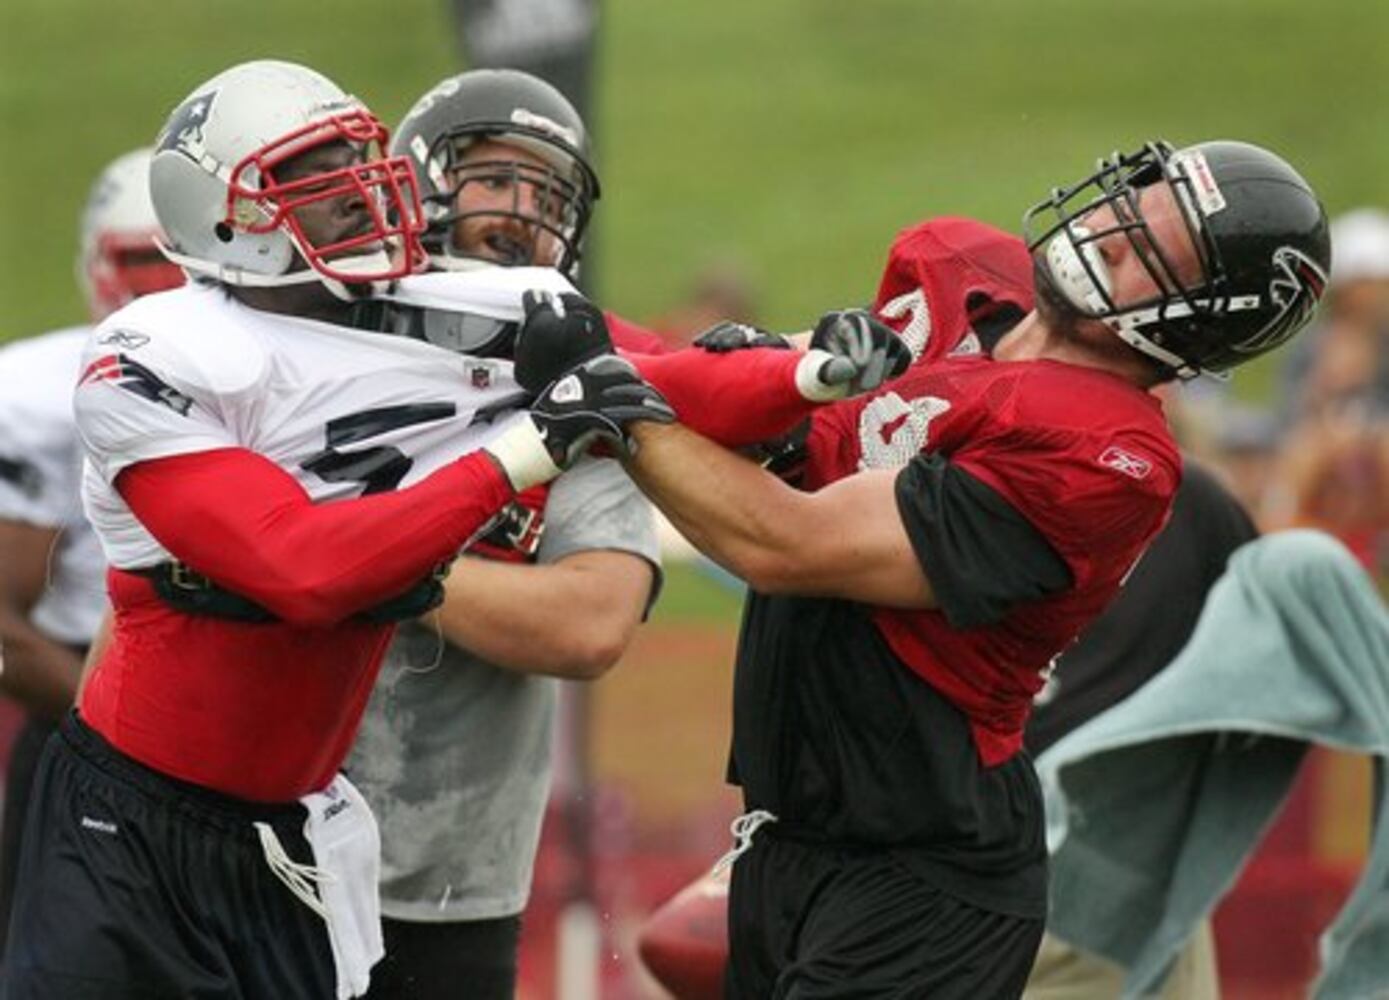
[486,355,675,489]
[809,308,912,396]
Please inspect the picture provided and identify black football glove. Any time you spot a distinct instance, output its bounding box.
[485,355,676,489]
[805,308,912,397]
[532,355,675,467]
[692,320,791,353]
[513,290,614,392]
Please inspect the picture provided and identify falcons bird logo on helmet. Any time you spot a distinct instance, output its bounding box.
[1234,246,1328,355]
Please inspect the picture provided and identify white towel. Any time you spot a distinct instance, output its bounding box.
[257,773,384,999]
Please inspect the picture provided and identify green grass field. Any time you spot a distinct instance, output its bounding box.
[3,0,1387,397]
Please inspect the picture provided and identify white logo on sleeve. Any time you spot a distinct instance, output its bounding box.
[81,816,119,835]
[1098,446,1152,480]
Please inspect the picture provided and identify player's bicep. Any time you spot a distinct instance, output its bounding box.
[793,469,937,609]
[896,453,1072,627]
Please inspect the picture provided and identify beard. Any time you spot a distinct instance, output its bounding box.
[1030,256,1086,343]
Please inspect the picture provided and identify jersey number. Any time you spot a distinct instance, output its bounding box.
[303,403,457,495]
[878,287,931,361]
[856,392,952,471]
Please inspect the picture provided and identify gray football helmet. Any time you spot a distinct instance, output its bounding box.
[392,69,598,278]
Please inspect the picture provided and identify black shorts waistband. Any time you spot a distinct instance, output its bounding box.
[60,711,306,836]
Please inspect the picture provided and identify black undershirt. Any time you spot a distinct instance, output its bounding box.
[728,455,1072,917]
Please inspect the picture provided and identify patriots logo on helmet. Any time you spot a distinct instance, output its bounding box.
[1233,246,1328,355]
[157,90,218,162]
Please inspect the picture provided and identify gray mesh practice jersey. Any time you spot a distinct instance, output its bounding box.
[346,457,660,921]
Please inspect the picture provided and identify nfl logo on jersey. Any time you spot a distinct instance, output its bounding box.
[466,363,494,389]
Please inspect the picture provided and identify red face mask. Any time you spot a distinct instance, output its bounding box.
[225,109,428,285]
[87,231,186,321]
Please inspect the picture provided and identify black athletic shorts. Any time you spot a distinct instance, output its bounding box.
[364,914,521,999]
[1,712,335,1000]
[0,714,58,964]
[726,831,1045,1000]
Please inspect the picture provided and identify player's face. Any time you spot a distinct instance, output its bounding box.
[447,139,565,268]
[1078,182,1203,312]
[272,141,381,269]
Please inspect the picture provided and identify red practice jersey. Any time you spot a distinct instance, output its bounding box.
[806,355,1180,765]
[871,216,1035,366]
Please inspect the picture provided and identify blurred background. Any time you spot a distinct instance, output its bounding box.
[2,1,1387,997]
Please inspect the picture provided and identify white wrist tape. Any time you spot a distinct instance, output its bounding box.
[485,416,562,491]
[794,349,849,402]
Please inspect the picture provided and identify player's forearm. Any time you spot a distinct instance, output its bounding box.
[0,610,84,719]
[626,348,820,448]
[625,422,814,592]
[432,552,652,679]
[118,447,516,627]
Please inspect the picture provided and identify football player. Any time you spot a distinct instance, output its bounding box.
[346,69,663,999]
[0,146,184,958]
[567,140,1330,998]
[3,60,906,1000]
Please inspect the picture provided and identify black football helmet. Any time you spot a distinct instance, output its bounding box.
[1024,140,1331,379]
[391,69,599,279]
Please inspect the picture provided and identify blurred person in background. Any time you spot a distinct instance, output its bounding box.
[1021,453,1258,1000]
[346,68,663,1000]
[1266,404,1389,577]
[1266,207,1389,577]
[608,139,1329,998]
[1281,207,1389,422]
[0,147,183,962]
[649,259,761,348]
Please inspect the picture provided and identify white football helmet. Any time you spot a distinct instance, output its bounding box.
[149,60,427,301]
[78,147,185,320]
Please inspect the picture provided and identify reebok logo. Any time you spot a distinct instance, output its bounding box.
[81,816,118,835]
[322,798,352,822]
[1098,446,1152,480]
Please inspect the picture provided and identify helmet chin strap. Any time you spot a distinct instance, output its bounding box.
[156,240,394,302]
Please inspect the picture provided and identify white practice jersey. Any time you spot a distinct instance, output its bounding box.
[76,267,575,569]
[0,326,108,645]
